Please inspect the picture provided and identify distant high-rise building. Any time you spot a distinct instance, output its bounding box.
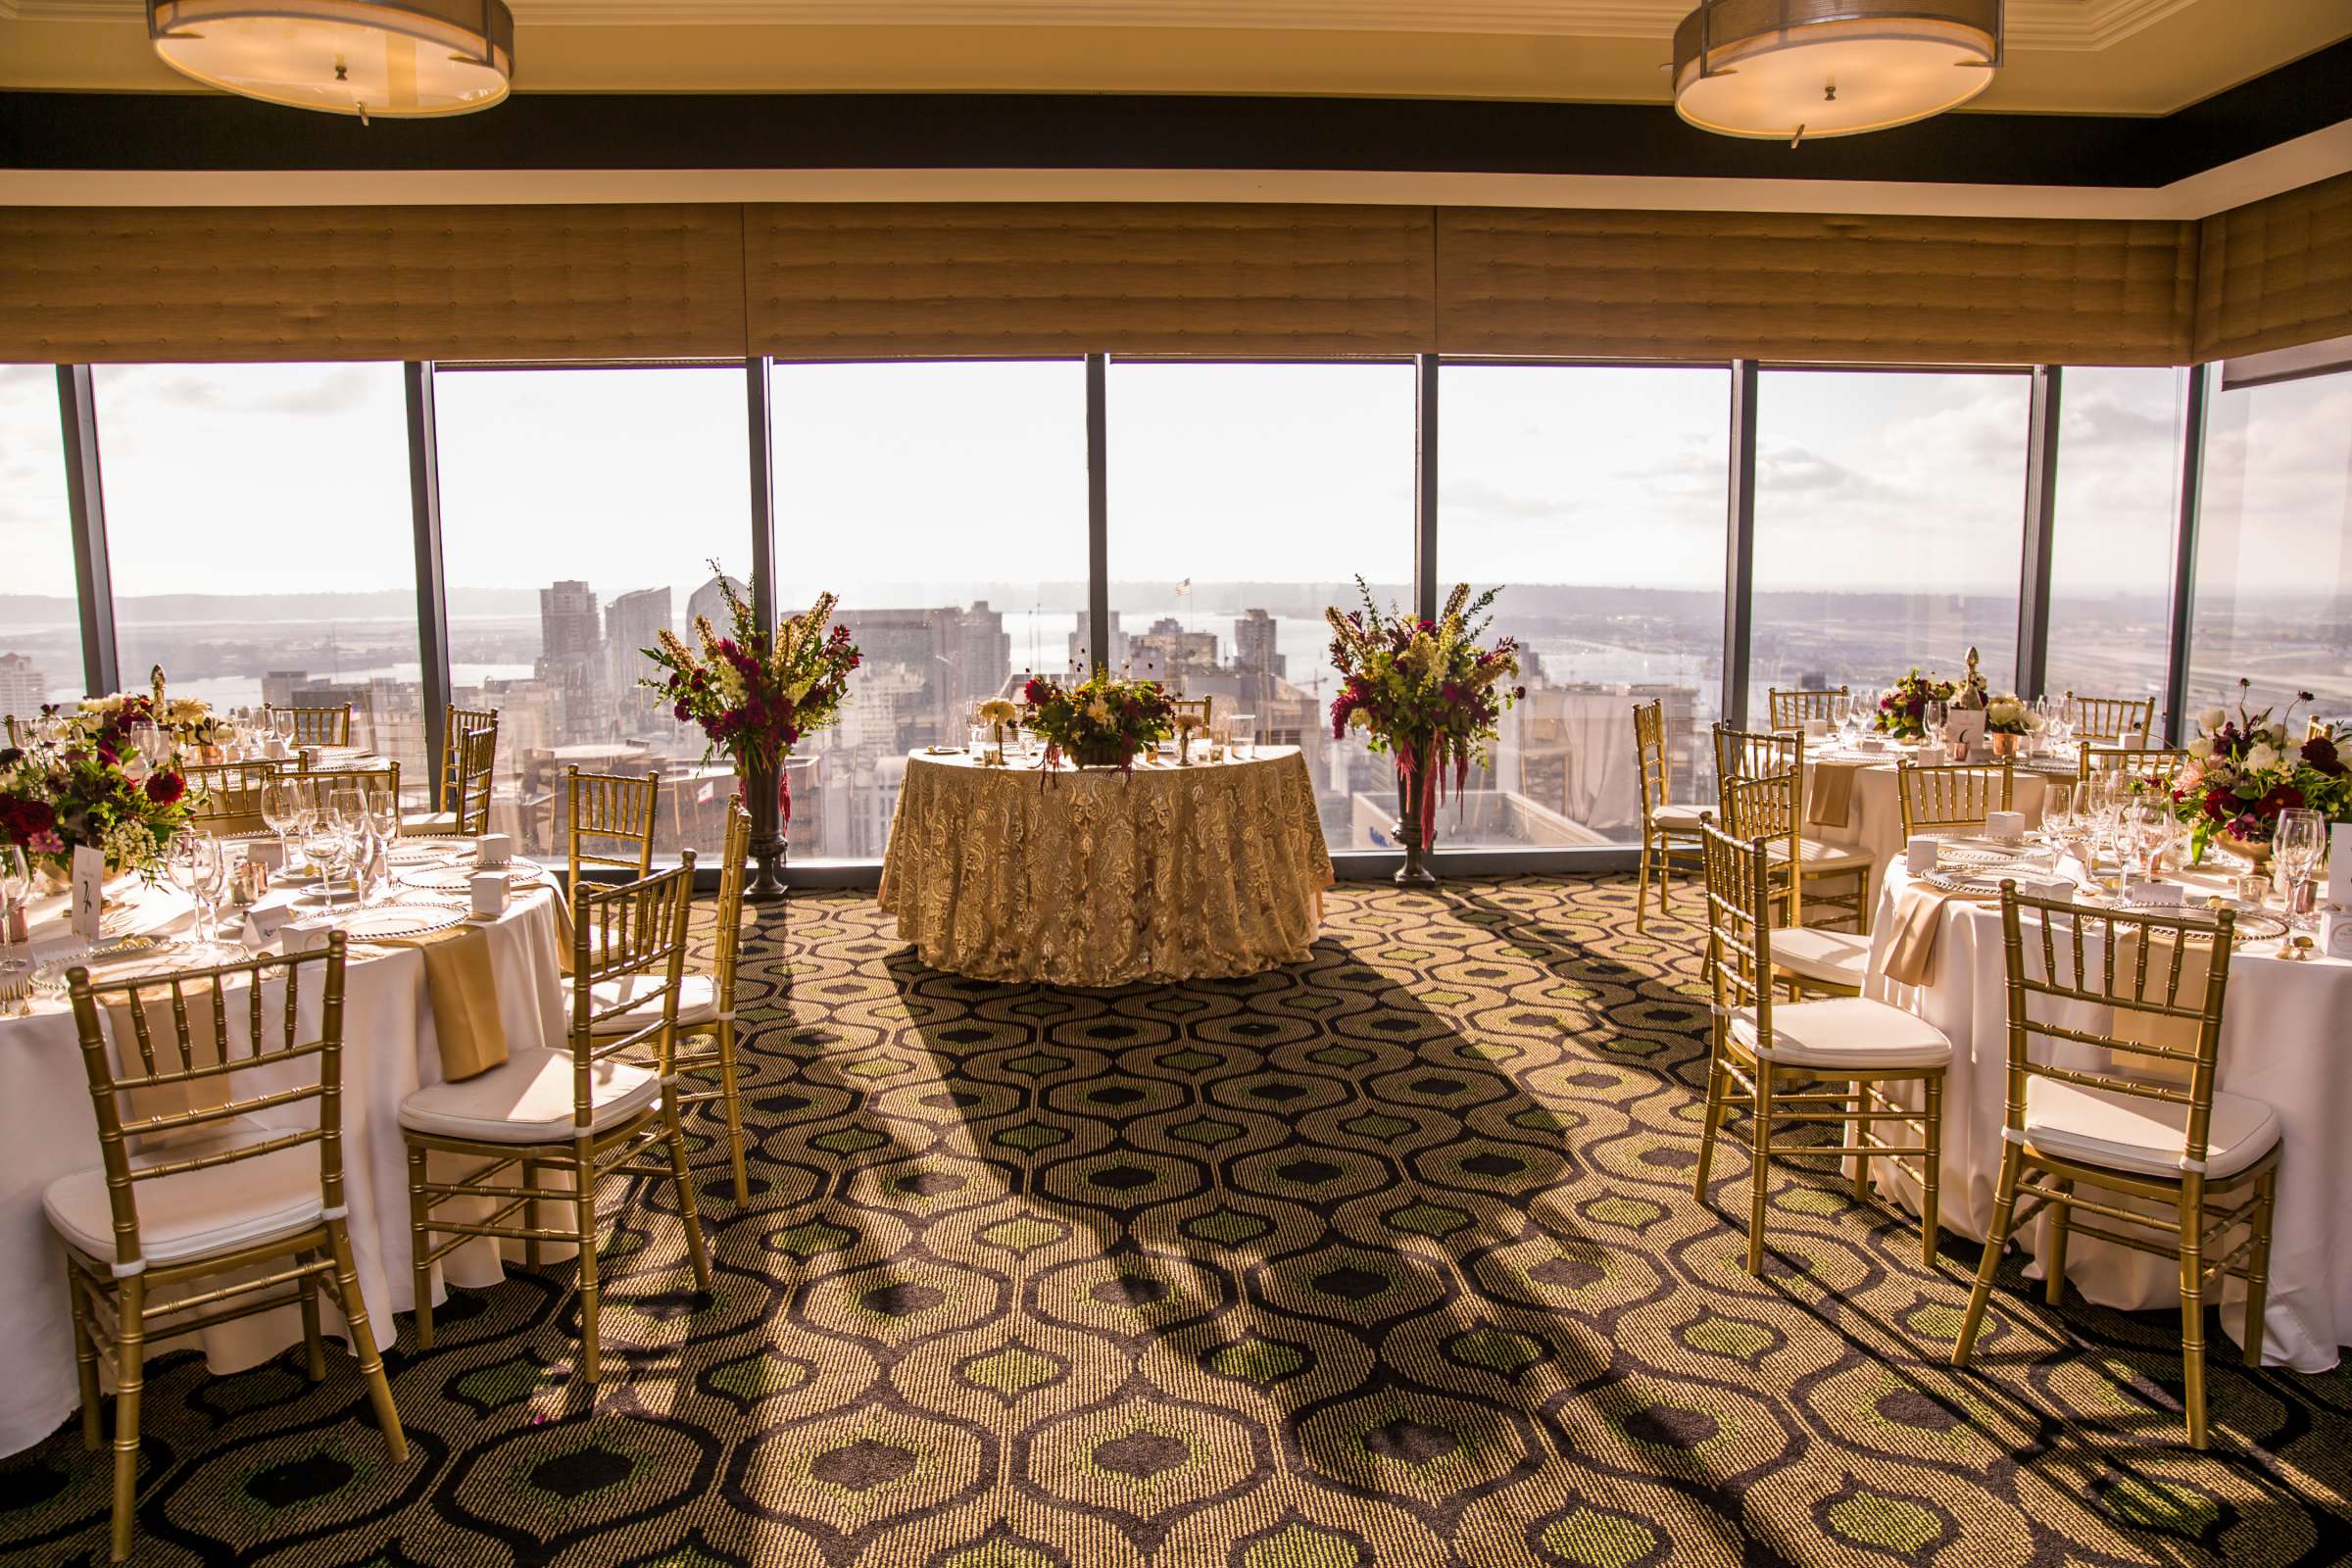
[260,670,312,709]
[539,581,601,662]
[0,653,50,718]
[1131,616,1217,679]
[1233,610,1286,677]
[946,602,1011,716]
[1067,612,1126,674]
[688,574,747,634]
[604,586,672,698]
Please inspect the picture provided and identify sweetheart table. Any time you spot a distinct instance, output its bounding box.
[878,746,1333,987]
[0,874,569,1457]
[1861,860,2352,1371]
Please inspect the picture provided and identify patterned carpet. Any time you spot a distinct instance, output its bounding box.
[4,875,2351,1567]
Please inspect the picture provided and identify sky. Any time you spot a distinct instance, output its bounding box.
[3,357,2346,622]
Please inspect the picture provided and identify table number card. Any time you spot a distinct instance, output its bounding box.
[2330,822,2350,908]
[69,846,103,940]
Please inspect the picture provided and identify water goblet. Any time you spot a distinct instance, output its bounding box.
[2276,808,2326,931]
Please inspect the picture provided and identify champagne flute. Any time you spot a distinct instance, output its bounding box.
[2276,808,2326,931]
[261,772,296,864]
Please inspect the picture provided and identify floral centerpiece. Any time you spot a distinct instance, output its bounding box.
[1983,692,2040,758]
[642,564,859,897]
[1020,670,1174,769]
[1874,667,1956,743]
[0,720,193,887]
[2172,682,2352,864]
[1327,578,1523,885]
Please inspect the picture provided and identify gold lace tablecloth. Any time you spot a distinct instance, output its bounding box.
[878,746,1334,986]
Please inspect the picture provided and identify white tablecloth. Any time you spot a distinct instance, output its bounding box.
[1863,862,2352,1371]
[0,878,568,1456]
[1805,749,2062,901]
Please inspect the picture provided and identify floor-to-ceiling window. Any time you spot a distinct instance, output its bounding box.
[769,359,1089,859]
[1104,360,1416,851]
[433,365,753,858]
[1749,368,2031,719]
[2189,368,2352,723]
[89,363,427,792]
[1439,363,1731,847]
[2045,367,2186,716]
[0,367,83,720]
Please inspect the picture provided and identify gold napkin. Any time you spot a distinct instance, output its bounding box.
[1808,760,1863,828]
[1878,879,1977,988]
[366,924,508,1081]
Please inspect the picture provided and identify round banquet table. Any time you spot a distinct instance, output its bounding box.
[1860,860,2352,1371]
[1804,744,2067,901]
[878,746,1334,987]
[0,875,569,1457]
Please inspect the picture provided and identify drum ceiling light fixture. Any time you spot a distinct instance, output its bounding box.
[148,0,514,122]
[1672,0,2001,145]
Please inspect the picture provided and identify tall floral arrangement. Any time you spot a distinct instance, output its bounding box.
[1873,667,1956,742]
[2172,682,2352,858]
[1020,671,1174,770]
[0,718,192,883]
[1326,579,1523,855]
[642,565,859,828]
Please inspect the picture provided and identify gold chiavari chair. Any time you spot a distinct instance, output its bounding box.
[50,935,406,1561]
[2077,744,2188,792]
[590,798,753,1202]
[2066,691,2157,745]
[1896,760,2016,839]
[1694,816,1952,1272]
[1718,774,1870,997]
[183,759,286,836]
[1633,699,1705,932]
[1712,724,1873,932]
[1767,686,1849,732]
[1714,722,1801,786]
[2311,715,2332,744]
[1951,885,2280,1449]
[281,704,354,749]
[403,714,500,838]
[1170,696,1213,730]
[401,858,710,1384]
[567,766,661,899]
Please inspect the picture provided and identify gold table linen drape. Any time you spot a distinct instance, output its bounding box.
[878,748,1335,987]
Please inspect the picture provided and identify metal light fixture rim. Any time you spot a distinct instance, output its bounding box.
[1670,0,2002,140]
[147,0,516,118]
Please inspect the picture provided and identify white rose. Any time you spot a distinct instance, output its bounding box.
[2186,735,2213,760]
[2200,708,2228,733]
[2246,743,2281,771]
[2338,739,2352,769]
[2267,723,2291,747]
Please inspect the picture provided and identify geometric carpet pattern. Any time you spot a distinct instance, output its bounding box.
[3,875,2350,1566]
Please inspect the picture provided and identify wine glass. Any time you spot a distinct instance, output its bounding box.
[261,772,297,863]
[2039,778,2074,852]
[170,833,222,939]
[2276,808,2326,932]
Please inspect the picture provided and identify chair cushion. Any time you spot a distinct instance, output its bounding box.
[398,1047,661,1145]
[1651,802,1707,832]
[399,811,461,837]
[1769,837,1875,872]
[587,972,719,1034]
[2023,1076,2279,1180]
[1732,998,1952,1070]
[43,1118,323,1265]
[1770,926,1870,987]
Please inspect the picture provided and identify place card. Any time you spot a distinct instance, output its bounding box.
[69,846,103,940]
[247,838,285,872]
[1802,717,1829,739]
[2329,822,2351,907]
[2122,881,2185,906]
[2321,907,2352,961]
[1984,810,2025,842]
[1906,836,1939,875]
[243,899,299,947]
[475,833,512,867]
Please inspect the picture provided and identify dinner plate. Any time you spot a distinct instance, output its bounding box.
[30,936,245,995]
[386,843,460,867]
[332,906,466,941]
[1937,845,2036,871]
[402,858,543,892]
